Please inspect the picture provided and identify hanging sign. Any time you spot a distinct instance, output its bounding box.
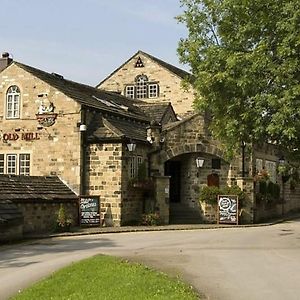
[80,196,100,226]
[217,195,238,225]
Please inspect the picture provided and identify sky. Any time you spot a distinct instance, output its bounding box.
[0,0,189,86]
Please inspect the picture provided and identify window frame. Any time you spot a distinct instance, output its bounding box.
[6,85,21,119]
[124,75,159,99]
[0,153,31,175]
[129,155,143,179]
[6,154,17,175]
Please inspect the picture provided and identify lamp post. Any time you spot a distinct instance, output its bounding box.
[279,156,286,216]
[241,141,246,177]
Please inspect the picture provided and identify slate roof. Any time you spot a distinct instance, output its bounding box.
[0,175,78,202]
[135,102,177,125]
[97,50,192,87]
[0,200,23,225]
[14,62,149,122]
[87,115,148,142]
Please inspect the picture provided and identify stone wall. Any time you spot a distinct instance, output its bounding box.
[86,143,123,226]
[14,201,78,233]
[0,64,82,193]
[98,52,195,118]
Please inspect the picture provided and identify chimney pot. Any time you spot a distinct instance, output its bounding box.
[2,52,9,58]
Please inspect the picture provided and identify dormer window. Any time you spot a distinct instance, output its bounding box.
[6,85,20,119]
[125,75,159,99]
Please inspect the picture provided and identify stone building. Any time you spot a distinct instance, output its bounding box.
[0,50,299,231]
[99,50,300,223]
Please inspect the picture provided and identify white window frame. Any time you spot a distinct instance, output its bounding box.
[148,83,158,98]
[19,154,30,175]
[124,75,159,99]
[0,153,31,175]
[6,154,17,174]
[125,85,135,99]
[6,85,20,119]
[0,154,4,174]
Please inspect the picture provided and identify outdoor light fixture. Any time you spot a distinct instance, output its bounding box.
[279,156,285,165]
[195,157,205,168]
[127,142,136,152]
[79,124,87,132]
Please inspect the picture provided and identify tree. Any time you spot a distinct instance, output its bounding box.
[177,0,300,159]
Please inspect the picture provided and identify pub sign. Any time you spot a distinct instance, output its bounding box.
[217,195,238,225]
[80,196,100,226]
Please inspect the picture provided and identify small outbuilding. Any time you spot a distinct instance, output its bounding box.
[0,175,79,234]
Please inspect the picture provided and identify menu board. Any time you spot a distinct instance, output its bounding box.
[217,195,238,224]
[80,196,100,225]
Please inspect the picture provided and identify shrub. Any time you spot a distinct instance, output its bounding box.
[199,186,220,206]
[56,204,72,232]
[141,212,160,226]
[199,185,247,207]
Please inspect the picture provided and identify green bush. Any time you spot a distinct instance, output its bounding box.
[199,186,220,206]
[199,185,246,207]
[141,212,160,226]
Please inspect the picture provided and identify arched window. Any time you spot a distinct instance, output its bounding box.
[125,75,159,99]
[6,85,20,119]
[135,75,148,99]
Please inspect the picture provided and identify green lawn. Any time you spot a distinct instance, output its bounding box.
[11,255,199,300]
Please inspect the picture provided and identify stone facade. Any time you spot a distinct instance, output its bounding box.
[0,64,82,193]
[98,51,195,118]
[15,201,78,233]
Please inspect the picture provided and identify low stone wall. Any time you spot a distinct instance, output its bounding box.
[14,201,79,234]
[0,223,23,242]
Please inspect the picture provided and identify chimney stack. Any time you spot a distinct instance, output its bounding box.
[0,52,13,72]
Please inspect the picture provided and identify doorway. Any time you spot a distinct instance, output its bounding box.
[164,160,181,203]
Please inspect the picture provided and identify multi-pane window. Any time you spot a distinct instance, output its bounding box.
[0,153,30,175]
[125,86,135,99]
[19,154,30,175]
[6,85,20,119]
[265,160,277,182]
[7,154,17,174]
[0,154,4,174]
[125,75,159,99]
[129,156,143,179]
[148,84,158,98]
[135,75,148,99]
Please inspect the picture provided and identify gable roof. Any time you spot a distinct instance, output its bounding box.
[96,50,192,87]
[13,62,149,122]
[87,115,149,143]
[0,175,78,202]
[135,102,177,125]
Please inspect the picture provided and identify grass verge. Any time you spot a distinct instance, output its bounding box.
[11,255,199,300]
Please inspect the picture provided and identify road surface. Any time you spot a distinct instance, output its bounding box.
[1,219,300,300]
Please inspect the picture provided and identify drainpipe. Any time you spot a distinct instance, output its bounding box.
[80,106,87,195]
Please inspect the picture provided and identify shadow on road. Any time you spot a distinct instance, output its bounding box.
[0,236,117,268]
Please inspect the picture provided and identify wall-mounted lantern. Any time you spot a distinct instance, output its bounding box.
[79,124,87,132]
[279,156,285,165]
[196,157,205,168]
[127,142,136,152]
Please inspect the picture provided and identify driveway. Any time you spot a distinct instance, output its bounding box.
[1,219,300,300]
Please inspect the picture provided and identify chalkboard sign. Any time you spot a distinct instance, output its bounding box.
[80,196,100,226]
[217,195,238,225]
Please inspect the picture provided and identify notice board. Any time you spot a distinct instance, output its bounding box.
[217,195,238,225]
[80,196,100,226]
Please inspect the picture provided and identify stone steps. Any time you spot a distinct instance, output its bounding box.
[169,203,203,224]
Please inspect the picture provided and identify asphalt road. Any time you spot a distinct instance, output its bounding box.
[1,219,300,300]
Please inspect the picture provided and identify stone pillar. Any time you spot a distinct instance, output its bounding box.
[236,177,255,224]
[153,175,170,224]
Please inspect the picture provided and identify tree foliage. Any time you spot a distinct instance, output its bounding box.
[177,0,300,159]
